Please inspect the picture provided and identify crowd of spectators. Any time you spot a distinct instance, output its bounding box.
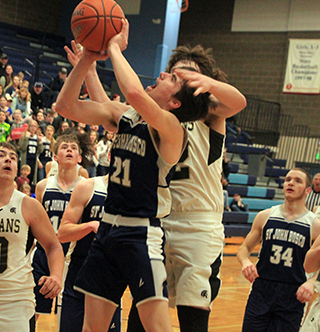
[0,52,116,194]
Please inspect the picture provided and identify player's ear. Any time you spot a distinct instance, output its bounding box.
[54,154,58,162]
[306,187,312,195]
[168,98,181,110]
[77,155,82,164]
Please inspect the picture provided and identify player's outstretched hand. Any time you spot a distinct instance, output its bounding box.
[175,69,212,96]
[296,279,314,303]
[241,262,259,283]
[38,275,62,299]
[107,19,129,53]
[64,40,83,67]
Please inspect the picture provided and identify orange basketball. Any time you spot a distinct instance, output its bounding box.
[71,0,125,52]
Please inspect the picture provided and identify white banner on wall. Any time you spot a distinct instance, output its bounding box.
[283,39,320,94]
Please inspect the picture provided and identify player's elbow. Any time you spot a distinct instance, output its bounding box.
[56,94,77,118]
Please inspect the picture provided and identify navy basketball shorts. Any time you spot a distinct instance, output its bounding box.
[242,278,305,332]
[74,220,168,307]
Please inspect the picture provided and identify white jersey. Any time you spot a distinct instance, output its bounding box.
[0,190,35,303]
[169,121,224,219]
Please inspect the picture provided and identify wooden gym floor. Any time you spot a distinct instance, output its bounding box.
[36,237,258,332]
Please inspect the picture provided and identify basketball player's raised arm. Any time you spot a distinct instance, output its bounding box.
[107,20,184,142]
[58,178,99,243]
[175,68,247,119]
[237,209,269,283]
[56,50,126,132]
[64,40,110,104]
[23,196,64,299]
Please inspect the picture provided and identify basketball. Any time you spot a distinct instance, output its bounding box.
[71,0,125,53]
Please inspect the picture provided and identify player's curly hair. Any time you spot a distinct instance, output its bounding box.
[166,45,228,83]
[170,66,210,122]
[53,129,93,169]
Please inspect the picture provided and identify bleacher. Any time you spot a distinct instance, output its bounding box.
[0,21,116,99]
[223,142,286,238]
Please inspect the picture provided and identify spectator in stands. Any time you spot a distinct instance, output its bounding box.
[0,95,12,123]
[2,65,14,89]
[230,193,249,212]
[226,115,253,145]
[306,173,320,211]
[9,109,24,147]
[0,109,10,142]
[50,67,68,102]
[21,80,29,90]
[15,164,31,190]
[5,73,20,97]
[86,130,99,178]
[0,83,4,97]
[19,119,44,187]
[38,125,55,181]
[11,87,31,118]
[0,53,8,80]
[20,182,32,196]
[54,120,70,139]
[31,82,44,113]
[96,130,114,176]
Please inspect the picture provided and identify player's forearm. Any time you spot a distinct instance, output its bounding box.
[108,43,145,106]
[45,242,64,281]
[237,245,252,267]
[304,246,320,273]
[208,80,247,118]
[58,222,97,243]
[56,56,94,119]
[85,69,110,103]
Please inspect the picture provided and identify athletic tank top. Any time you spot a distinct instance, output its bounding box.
[0,190,35,302]
[257,205,315,284]
[105,108,187,219]
[170,121,225,215]
[26,134,39,163]
[66,176,107,265]
[39,136,52,164]
[38,174,83,255]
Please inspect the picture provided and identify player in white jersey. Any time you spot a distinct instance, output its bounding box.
[0,142,64,332]
[127,45,247,332]
[238,168,320,332]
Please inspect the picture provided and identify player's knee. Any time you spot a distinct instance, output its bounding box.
[177,305,210,332]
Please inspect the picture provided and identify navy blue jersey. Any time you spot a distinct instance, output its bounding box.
[257,205,315,284]
[39,137,52,164]
[105,108,187,219]
[26,135,39,163]
[66,176,107,266]
[37,175,83,255]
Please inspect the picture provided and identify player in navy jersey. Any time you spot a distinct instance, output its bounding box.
[0,142,64,332]
[56,20,210,332]
[237,168,320,332]
[32,133,91,328]
[57,175,121,332]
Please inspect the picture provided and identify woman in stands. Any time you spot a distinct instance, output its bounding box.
[11,87,31,118]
